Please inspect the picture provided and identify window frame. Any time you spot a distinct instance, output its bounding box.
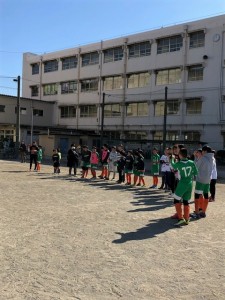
[44,60,58,73]
[43,83,58,95]
[31,63,39,75]
[31,85,39,97]
[104,47,123,63]
[126,102,148,117]
[156,68,181,85]
[127,72,150,88]
[157,35,183,54]
[62,56,77,70]
[189,30,205,49]
[186,98,202,114]
[82,52,99,67]
[104,75,123,90]
[154,100,180,116]
[61,81,77,94]
[104,103,121,117]
[128,41,151,58]
[60,106,76,118]
[80,105,97,117]
[188,65,204,81]
[80,78,98,92]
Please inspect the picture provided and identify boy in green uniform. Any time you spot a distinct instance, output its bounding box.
[170,148,198,226]
[150,148,160,188]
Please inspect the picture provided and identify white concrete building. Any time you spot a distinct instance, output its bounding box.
[22,14,225,150]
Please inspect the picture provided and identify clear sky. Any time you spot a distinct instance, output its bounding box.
[0,0,225,96]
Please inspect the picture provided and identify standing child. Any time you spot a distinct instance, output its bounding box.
[90,146,99,179]
[124,150,134,185]
[52,149,60,174]
[116,150,126,184]
[99,144,110,180]
[108,146,118,180]
[81,145,91,178]
[150,148,160,188]
[136,150,146,187]
[170,148,198,226]
[36,146,43,171]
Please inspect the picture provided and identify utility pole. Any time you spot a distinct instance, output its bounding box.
[100,92,105,147]
[162,86,168,150]
[13,76,21,154]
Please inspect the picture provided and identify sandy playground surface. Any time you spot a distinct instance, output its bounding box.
[0,160,225,300]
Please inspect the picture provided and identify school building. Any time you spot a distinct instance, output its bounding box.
[16,14,225,151]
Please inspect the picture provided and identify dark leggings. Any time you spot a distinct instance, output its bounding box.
[30,154,37,170]
[210,179,216,199]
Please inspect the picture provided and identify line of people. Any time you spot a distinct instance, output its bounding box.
[66,142,217,227]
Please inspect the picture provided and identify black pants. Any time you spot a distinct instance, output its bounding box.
[118,168,125,182]
[210,179,217,199]
[30,154,37,170]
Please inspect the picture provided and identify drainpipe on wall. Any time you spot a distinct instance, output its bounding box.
[219,27,225,121]
[76,48,81,130]
[121,38,128,139]
[180,25,188,140]
[98,41,103,135]
[39,56,43,100]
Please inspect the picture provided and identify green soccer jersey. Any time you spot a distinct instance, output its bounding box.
[171,158,198,183]
[151,153,160,174]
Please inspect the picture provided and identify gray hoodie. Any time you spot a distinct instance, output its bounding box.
[196,153,214,184]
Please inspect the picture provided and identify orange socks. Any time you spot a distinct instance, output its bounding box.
[175,203,183,220]
[183,205,190,220]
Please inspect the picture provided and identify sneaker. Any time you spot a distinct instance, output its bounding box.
[190,212,200,219]
[150,185,157,189]
[142,184,146,187]
[199,211,206,218]
[98,175,104,179]
[136,183,141,186]
[174,219,188,226]
[185,218,190,225]
[158,186,164,190]
[104,177,109,180]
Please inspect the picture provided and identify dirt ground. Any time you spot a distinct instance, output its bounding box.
[0,160,224,300]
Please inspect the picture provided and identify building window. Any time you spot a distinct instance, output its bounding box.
[189,31,205,48]
[186,98,202,114]
[81,79,98,92]
[104,47,123,63]
[104,104,121,117]
[156,68,181,85]
[44,60,58,73]
[82,52,99,66]
[184,131,200,141]
[105,131,121,140]
[0,105,5,112]
[31,63,39,75]
[127,72,150,88]
[31,85,39,97]
[60,106,76,118]
[62,56,77,70]
[188,65,203,81]
[126,131,147,140]
[15,107,27,115]
[157,35,183,54]
[128,42,151,58]
[43,83,58,95]
[126,102,148,116]
[61,81,77,94]
[80,105,97,117]
[104,76,123,90]
[154,100,179,116]
[153,131,179,141]
[33,109,43,117]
